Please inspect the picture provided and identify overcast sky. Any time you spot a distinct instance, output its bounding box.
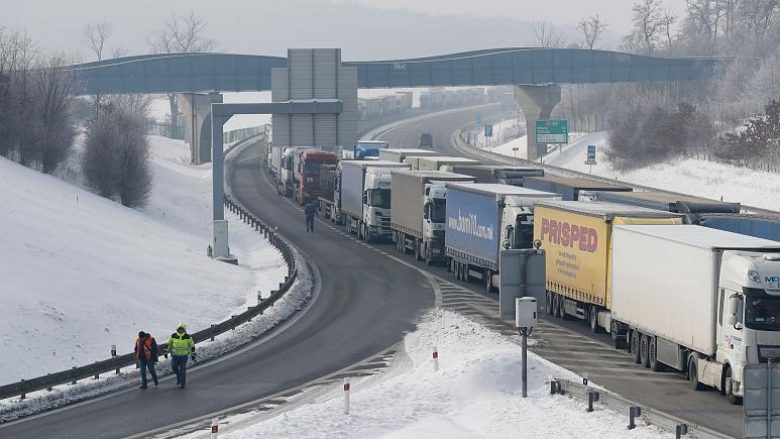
[3,0,687,61]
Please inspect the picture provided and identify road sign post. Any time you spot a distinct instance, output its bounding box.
[585,144,597,173]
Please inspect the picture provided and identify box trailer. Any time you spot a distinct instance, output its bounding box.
[533,201,684,329]
[445,183,559,291]
[580,190,740,215]
[378,148,438,163]
[610,225,780,402]
[416,156,480,172]
[452,165,544,186]
[339,160,410,242]
[523,175,632,201]
[689,213,780,242]
[390,170,475,264]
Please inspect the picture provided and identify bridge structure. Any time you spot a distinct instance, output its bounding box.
[69,48,725,261]
[70,48,725,163]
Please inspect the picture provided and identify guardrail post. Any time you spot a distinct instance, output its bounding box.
[210,324,215,342]
[675,424,688,439]
[71,366,77,385]
[587,390,599,412]
[19,379,25,400]
[343,378,350,415]
[111,344,119,374]
[231,316,236,330]
[47,374,52,391]
[628,406,641,430]
[94,361,100,380]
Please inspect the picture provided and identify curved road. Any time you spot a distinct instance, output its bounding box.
[0,133,433,439]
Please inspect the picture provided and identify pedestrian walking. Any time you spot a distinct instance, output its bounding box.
[134,331,159,389]
[304,199,319,233]
[167,323,196,388]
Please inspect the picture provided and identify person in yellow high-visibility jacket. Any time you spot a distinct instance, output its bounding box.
[167,323,195,388]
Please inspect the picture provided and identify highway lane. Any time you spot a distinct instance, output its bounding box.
[1,142,433,439]
[368,104,742,438]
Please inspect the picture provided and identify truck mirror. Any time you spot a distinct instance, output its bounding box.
[726,296,740,327]
[362,193,368,204]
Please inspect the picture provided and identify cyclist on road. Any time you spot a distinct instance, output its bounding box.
[167,323,195,388]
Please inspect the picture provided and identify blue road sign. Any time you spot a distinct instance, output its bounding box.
[587,144,596,160]
[484,124,493,137]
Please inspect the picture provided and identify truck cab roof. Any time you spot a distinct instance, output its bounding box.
[446,182,556,198]
[614,224,780,250]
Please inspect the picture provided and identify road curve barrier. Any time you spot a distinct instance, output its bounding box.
[0,193,297,402]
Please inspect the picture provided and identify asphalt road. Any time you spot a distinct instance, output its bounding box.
[368,104,742,438]
[0,125,433,439]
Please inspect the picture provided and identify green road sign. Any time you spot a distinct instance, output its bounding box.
[536,119,568,144]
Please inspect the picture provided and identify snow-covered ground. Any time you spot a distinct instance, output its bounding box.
[196,310,667,439]
[474,117,780,212]
[0,136,286,384]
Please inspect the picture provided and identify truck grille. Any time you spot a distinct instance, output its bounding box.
[759,345,780,363]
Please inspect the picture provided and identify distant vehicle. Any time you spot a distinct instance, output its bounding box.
[419,133,433,148]
[353,141,390,160]
[452,165,544,186]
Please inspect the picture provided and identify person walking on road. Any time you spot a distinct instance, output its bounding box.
[134,331,159,389]
[304,199,319,233]
[167,323,196,388]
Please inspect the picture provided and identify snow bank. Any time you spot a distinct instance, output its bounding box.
[0,135,285,385]
[213,311,666,439]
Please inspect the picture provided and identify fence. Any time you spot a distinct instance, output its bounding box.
[550,378,734,439]
[0,194,297,401]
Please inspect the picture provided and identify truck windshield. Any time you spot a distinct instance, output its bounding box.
[369,189,391,209]
[745,290,780,331]
[431,199,446,223]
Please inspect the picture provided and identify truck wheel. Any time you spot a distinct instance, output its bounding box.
[688,357,705,391]
[640,334,650,368]
[723,366,742,405]
[545,292,554,315]
[414,239,421,261]
[424,247,434,266]
[589,305,599,333]
[648,337,663,371]
[484,270,493,292]
[630,330,641,364]
[364,225,373,243]
[555,295,565,320]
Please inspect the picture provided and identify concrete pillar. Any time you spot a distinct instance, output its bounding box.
[178,92,223,165]
[513,85,561,161]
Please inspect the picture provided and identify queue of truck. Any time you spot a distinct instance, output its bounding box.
[265,143,780,404]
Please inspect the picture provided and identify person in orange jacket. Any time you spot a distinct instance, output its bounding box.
[134,331,159,389]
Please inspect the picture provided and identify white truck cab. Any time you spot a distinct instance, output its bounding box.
[499,195,553,250]
[363,167,394,240]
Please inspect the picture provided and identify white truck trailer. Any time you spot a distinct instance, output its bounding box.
[378,148,438,164]
[610,225,780,403]
[390,170,475,264]
[339,160,410,242]
[416,156,480,172]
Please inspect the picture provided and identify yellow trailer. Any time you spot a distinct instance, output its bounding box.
[533,201,683,332]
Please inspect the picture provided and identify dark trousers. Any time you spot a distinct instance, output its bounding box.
[171,355,188,386]
[306,216,315,232]
[140,360,158,386]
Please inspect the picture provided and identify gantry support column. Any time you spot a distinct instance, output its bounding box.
[178,92,223,165]
[513,85,561,161]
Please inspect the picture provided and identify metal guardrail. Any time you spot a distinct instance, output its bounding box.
[551,378,735,439]
[0,195,297,401]
[453,126,780,217]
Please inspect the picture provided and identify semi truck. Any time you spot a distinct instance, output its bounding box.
[453,165,544,186]
[318,163,340,222]
[354,140,390,160]
[445,183,560,291]
[339,160,410,242]
[523,175,632,201]
[610,225,780,403]
[579,190,740,215]
[295,150,338,204]
[378,148,438,163]
[277,146,313,197]
[416,156,480,172]
[268,146,284,179]
[390,170,475,264]
[533,201,684,330]
[688,213,780,242]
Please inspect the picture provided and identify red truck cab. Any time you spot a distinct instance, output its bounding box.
[297,150,339,204]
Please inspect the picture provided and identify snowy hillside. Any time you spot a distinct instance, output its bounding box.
[204,311,666,439]
[478,122,780,212]
[0,136,285,384]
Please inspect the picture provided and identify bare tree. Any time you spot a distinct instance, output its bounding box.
[82,21,112,61]
[32,55,76,174]
[532,20,566,48]
[684,0,727,54]
[577,15,608,50]
[149,10,217,140]
[632,0,664,54]
[661,10,678,55]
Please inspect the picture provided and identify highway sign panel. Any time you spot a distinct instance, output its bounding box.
[536,119,568,144]
[585,144,597,165]
[484,124,493,137]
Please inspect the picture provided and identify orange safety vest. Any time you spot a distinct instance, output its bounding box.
[134,337,155,361]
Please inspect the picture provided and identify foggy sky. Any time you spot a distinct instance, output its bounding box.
[2,0,685,61]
